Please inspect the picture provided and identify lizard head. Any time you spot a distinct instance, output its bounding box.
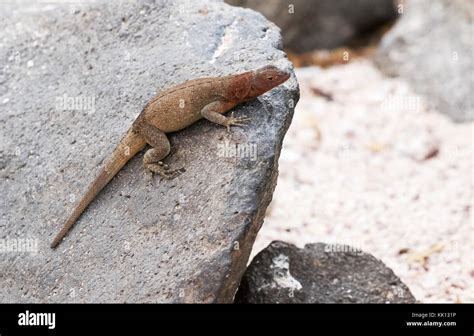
[248,65,290,98]
[226,65,290,102]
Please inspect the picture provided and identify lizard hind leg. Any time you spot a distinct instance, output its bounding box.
[139,122,184,179]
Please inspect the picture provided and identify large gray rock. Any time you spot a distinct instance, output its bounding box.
[227,0,397,52]
[374,0,473,122]
[235,241,416,303]
[0,1,298,302]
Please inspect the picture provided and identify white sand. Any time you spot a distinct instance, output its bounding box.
[251,60,473,303]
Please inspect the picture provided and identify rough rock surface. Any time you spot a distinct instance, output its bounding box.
[0,1,298,302]
[235,241,416,303]
[227,0,397,52]
[374,0,473,122]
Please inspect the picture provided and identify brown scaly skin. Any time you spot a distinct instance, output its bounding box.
[50,65,290,248]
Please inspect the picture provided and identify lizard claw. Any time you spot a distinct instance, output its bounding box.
[226,112,252,132]
[145,162,185,180]
[159,170,182,179]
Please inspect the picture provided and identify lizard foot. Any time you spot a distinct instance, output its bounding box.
[145,161,185,179]
[226,112,252,132]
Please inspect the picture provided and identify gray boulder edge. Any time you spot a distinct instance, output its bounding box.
[0,0,299,303]
[374,0,473,122]
[235,241,416,303]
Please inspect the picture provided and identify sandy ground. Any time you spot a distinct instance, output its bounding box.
[251,60,473,303]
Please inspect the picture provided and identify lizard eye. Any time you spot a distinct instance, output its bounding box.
[268,76,274,80]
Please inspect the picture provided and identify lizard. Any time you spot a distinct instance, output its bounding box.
[50,65,290,248]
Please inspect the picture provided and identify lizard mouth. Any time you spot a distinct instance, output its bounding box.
[277,70,291,84]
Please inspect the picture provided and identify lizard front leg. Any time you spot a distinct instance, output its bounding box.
[201,101,251,132]
[139,122,184,179]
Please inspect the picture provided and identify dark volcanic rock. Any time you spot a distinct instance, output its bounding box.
[0,1,298,302]
[227,0,397,52]
[235,241,416,303]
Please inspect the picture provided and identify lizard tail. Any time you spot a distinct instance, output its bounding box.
[50,127,147,248]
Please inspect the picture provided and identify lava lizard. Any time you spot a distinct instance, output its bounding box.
[50,65,290,248]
